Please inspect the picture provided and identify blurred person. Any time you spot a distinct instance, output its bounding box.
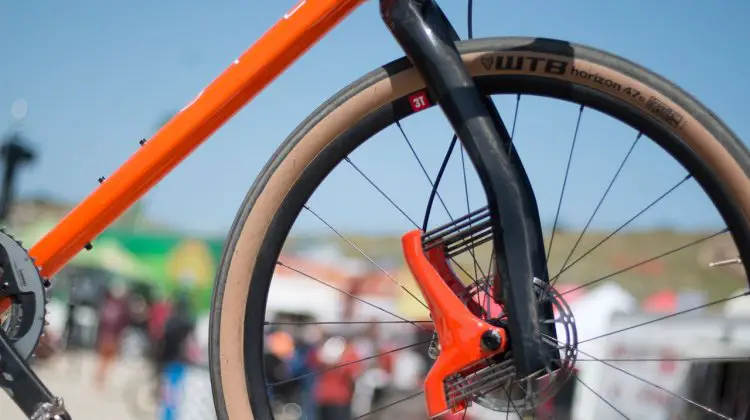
[118,292,152,359]
[155,293,198,370]
[265,328,298,410]
[128,293,150,330]
[61,302,77,351]
[147,294,172,373]
[290,325,323,420]
[148,296,172,342]
[94,283,131,389]
[351,322,395,418]
[312,334,363,420]
[155,293,201,420]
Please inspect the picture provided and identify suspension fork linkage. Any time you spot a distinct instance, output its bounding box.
[382,0,558,385]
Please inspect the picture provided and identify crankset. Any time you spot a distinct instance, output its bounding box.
[0,230,71,419]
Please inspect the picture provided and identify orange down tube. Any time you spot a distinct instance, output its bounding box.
[29,0,366,279]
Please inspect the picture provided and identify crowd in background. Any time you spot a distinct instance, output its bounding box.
[42,279,203,407]
[37,277,489,420]
[262,314,475,420]
[264,320,398,419]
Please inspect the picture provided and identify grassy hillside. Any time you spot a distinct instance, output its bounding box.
[288,229,744,302]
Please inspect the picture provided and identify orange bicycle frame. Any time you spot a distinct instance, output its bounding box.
[28,0,366,278]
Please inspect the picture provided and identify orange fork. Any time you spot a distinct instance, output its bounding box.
[402,230,508,417]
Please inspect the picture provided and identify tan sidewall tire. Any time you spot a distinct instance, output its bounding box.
[210,38,750,419]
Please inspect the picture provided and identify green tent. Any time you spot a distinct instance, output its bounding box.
[15,220,225,312]
[72,237,156,281]
[13,217,58,246]
[97,230,225,312]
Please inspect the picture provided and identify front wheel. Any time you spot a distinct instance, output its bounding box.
[210,37,750,420]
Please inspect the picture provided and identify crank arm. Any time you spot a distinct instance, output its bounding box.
[0,330,70,419]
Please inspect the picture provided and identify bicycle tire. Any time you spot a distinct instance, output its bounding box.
[209,37,750,420]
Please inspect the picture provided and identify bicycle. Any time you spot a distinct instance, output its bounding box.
[1,0,749,419]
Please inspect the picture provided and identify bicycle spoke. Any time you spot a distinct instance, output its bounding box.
[276,260,429,331]
[578,290,750,344]
[547,105,584,263]
[265,320,432,326]
[269,339,431,388]
[455,143,493,304]
[571,373,629,419]
[561,228,728,295]
[554,132,641,284]
[459,145,480,281]
[396,121,453,221]
[505,399,511,420]
[346,149,484,292]
[396,123,487,287]
[518,377,554,420]
[352,390,425,419]
[344,156,420,228]
[507,94,521,156]
[573,346,732,420]
[504,387,525,420]
[544,334,731,419]
[302,205,428,309]
[576,356,750,362]
[552,173,694,282]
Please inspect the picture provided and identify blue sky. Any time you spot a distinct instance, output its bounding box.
[2,1,750,238]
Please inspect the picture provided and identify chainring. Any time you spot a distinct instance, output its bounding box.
[0,229,47,360]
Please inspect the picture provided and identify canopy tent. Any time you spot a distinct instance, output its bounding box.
[72,238,156,281]
[266,273,341,321]
[15,218,156,281]
[15,220,225,312]
[96,231,224,311]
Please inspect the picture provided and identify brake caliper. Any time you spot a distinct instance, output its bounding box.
[402,207,514,417]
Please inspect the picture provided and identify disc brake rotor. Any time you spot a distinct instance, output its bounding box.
[472,279,578,414]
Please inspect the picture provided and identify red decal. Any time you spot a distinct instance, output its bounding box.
[408,91,430,112]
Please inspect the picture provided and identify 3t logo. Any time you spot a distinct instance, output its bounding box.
[409,91,431,112]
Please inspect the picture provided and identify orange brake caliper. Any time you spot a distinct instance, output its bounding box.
[0,298,11,314]
[402,230,508,418]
